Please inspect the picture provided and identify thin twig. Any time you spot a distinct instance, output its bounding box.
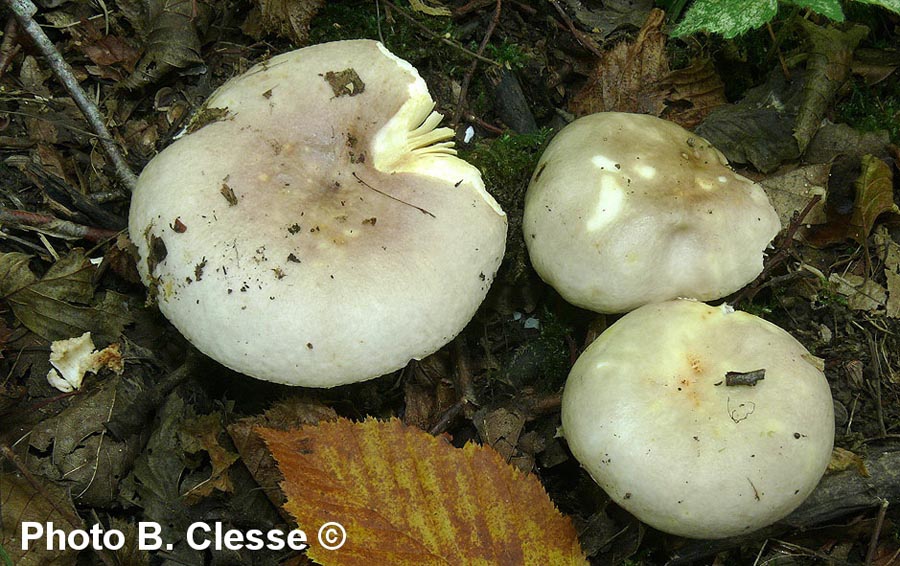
[865,328,887,438]
[5,0,138,191]
[352,171,435,218]
[865,499,890,565]
[465,112,504,135]
[547,0,604,58]
[451,0,502,128]
[766,22,791,81]
[451,337,477,412]
[374,0,385,44]
[0,229,50,254]
[453,0,493,17]
[429,398,465,435]
[734,194,822,304]
[0,208,120,242]
[381,0,501,68]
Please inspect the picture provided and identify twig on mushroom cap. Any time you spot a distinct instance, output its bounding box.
[4,0,138,192]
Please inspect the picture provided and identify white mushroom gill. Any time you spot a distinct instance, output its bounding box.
[369,60,503,216]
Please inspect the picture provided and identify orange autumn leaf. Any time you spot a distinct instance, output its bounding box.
[259,418,587,566]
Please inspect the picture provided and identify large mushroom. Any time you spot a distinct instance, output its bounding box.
[129,40,507,387]
[561,299,834,539]
[523,112,781,313]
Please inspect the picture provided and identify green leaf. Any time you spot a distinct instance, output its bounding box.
[854,0,900,14]
[786,0,845,20]
[671,0,777,38]
[671,0,855,38]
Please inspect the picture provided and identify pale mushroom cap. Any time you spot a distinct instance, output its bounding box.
[561,299,834,539]
[523,112,781,313]
[129,40,507,387]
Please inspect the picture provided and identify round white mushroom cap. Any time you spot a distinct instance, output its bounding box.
[128,40,507,387]
[523,112,781,313]
[561,299,834,539]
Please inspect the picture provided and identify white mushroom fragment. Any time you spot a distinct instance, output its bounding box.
[561,299,834,539]
[524,112,781,313]
[129,40,507,387]
[47,332,123,392]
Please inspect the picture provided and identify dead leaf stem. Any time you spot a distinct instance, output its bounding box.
[0,208,120,243]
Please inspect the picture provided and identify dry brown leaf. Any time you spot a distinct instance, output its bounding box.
[117,0,213,89]
[228,398,336,506]
[848,155,899,244]
[179,413,240,503]
[805,155,898,247]
[64,19,141,73]
[0,473,82,566]
[828,273,886,312]
[474,407,525,463]
[569,8,725,128]
[828,446,870,477]
[852,47,900,86]
[260,418,587,565]
[659,60,727,129]
[0,318,10,358]
[886,270,900,318]
[81,36,141,71]
[243,0,325,44]
[0,250,133,342]
[570,9,667,118]
[759,163,829,229]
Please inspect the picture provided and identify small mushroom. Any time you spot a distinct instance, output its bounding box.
[128,40,507,387]
[524,112,781,313]
[561,299,834,539]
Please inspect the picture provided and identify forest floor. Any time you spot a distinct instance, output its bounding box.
[1,0,900,564]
